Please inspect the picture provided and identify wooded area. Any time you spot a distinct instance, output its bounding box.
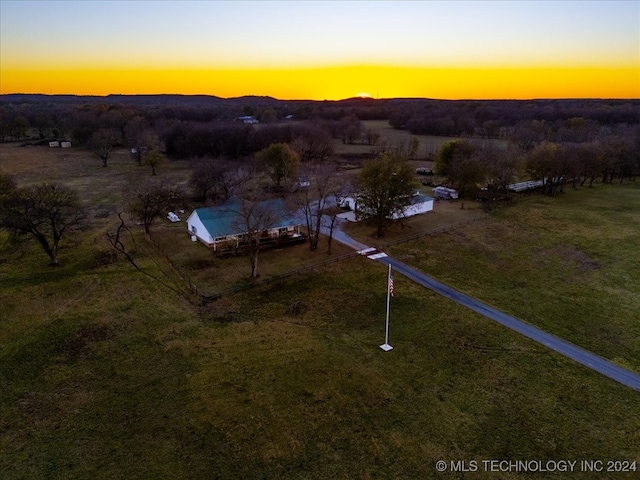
[1,95,639,262]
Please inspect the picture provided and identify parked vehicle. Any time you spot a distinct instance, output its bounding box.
[432,186,459,200]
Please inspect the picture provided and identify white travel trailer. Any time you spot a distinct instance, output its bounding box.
[432,186,459,200]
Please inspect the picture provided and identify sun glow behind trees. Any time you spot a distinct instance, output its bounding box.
[3,64,637,100]
[0,1,638,99]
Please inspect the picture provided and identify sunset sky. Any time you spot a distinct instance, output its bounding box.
[1,0,638,100]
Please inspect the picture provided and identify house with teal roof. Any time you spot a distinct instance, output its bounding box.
[186,197,302,252]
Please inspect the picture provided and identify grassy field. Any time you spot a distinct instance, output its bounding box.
[387,183,640,373]
[333,120,506,160]
[1,143,639,479]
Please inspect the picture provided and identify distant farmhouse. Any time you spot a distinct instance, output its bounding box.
[236,115,259,124]
[187,197,302,253]
[340,192,434,221]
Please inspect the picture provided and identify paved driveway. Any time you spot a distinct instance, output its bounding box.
[379,256,640,392]
[325,215,640,392]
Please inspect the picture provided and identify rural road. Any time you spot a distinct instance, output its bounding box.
[320,214,640,392]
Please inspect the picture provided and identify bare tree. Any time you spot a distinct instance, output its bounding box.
[232,195,287,279]
[324,205,342,256]
[297,162,341,251]
[124,117,154,166]
[482,143,523,195]
[525,141,567,195]
[290,124,335,163]
[323,181,352,255]
[189,158,225,203]
[211,165,287,278]
[125,180,182,235]
[90,128,121,167]
[218,166,253,201]
[0,182,85,265]
[106,212,186,296]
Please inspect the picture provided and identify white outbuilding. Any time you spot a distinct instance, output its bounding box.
[339,192,434,221]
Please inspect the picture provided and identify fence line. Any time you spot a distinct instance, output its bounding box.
[145,234,208,300]
[380,214,490,249]
[146,214,492,305]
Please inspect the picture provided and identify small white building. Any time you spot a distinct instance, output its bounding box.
[339,192,434,221]
[392,193,434,219]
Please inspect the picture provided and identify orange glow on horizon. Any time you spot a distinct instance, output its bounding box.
[1,64,638,100]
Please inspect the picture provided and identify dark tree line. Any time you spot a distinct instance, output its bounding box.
[3,95,639,199]
[434,128,640,200]
[3,95,638,161]
[389,99,640,139]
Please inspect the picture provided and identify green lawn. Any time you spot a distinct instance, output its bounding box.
[1,144,638,479]
[388,183,640,373]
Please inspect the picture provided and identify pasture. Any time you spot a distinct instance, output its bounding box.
[1,142,639,479]
[388,183,640,373]
[333,120,506,159]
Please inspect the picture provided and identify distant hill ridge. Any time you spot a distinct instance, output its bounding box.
[2,93,636,107]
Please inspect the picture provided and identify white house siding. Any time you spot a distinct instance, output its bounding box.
[341,195,433,221]
[393,198,434,219]
[186,212,213,247]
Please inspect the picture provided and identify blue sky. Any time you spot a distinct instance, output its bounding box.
[3,0,638,67]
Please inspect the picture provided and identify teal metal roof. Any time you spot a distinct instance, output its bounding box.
[409,194,433,205]
[194,197,298,239]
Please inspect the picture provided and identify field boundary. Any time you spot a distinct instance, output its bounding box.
[380,214,490,249]
[146,213,497,304]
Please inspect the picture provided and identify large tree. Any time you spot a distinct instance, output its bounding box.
[525,141,567,195]
[188,158,250,203]
[356,152,418,237]
[482,144,523,195]
[435,140,486,197]
[256,143,300,189]
[0,181,85,265]
[434,140,476,177]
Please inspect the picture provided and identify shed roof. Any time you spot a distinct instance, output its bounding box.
[409,194,433,205]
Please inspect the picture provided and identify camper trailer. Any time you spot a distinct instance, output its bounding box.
[432,186,459,200]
